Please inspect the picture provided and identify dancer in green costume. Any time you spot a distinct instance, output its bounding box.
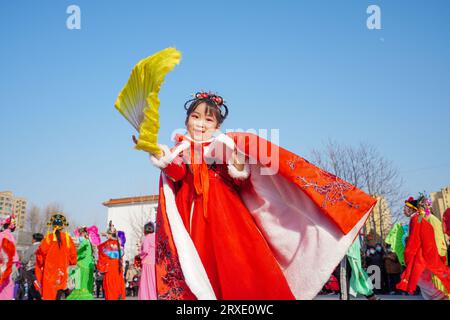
[339,237,379,300]
[347,237,375,298]
[67,226,99,300]
[385,223,406,266]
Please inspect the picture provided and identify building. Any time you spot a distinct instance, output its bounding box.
[364,196,392,245]
[0,191,28,230]
[103,195,158,262]
[0,191,14,216]
[14,197,27,230]
[430,186,450,220]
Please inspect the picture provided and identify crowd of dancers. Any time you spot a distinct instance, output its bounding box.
[0,213,156,300]
[322,194,450,300]
[1,193,449,300]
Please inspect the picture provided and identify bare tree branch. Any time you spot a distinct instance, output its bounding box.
[26,205,42,234]
[310,140,406,244]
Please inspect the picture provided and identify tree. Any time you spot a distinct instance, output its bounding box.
[310,139,406,244]
[26,205,42,234]
[127,204,156,259]
[25,202,81,237]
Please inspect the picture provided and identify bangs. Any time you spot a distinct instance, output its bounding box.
[188,100,223,124]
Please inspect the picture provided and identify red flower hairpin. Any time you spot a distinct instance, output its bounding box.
[196,92,210,99]
[195,92,224,106]
[185,91,229,119]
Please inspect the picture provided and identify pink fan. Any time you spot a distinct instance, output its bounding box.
[87,226,101,246]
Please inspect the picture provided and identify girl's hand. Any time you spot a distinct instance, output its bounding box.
[152,151,163,160]
[134,135,164,160]
[181,146,191,163]
[231,148,245,171]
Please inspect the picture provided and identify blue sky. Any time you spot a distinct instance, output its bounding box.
[1,0,449,227]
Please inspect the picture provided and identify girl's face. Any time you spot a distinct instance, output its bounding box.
[403,206,415,217]
[186,102,219,141]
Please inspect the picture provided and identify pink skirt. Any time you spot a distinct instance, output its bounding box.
[0,277,14,300]
[138,263,157,300]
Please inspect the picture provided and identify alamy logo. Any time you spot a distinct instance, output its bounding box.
[367,265,381,289]
[366,5,382,30]
[66,5,81,30]
[169,128,281,175]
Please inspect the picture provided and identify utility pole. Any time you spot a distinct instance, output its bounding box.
[339,258,349,300]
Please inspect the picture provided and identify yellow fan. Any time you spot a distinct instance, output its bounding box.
[115,47,182,155]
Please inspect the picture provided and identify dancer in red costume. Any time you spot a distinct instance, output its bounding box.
[397,196,450,298]
[97,221,126,300]
[147,92,377,300]
[35,213,77,300]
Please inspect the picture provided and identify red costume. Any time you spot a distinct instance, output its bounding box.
[0,215,19,300]
[0,237,15,285]
[0,232,17,300]
[35,232,77,300]
[443,208,450,236]
[324,274,340,292]
[97,239,126,300]
[397,213,450,294]
[153,132,376,300]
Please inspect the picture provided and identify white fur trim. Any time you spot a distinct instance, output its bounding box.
[228,163,250,180]
[161,174,217,300]
[150,141,190,169]
[149,145,172,169]
[214,133,250,179]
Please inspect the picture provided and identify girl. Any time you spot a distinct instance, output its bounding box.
[398,196,450,299]
[138,221,157,300]
[148,92,377,300]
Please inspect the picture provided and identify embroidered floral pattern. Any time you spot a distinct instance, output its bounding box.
[296,171,360,209]
[286,157,359,209]
[286,157,301,171]
[156,233,186,300]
